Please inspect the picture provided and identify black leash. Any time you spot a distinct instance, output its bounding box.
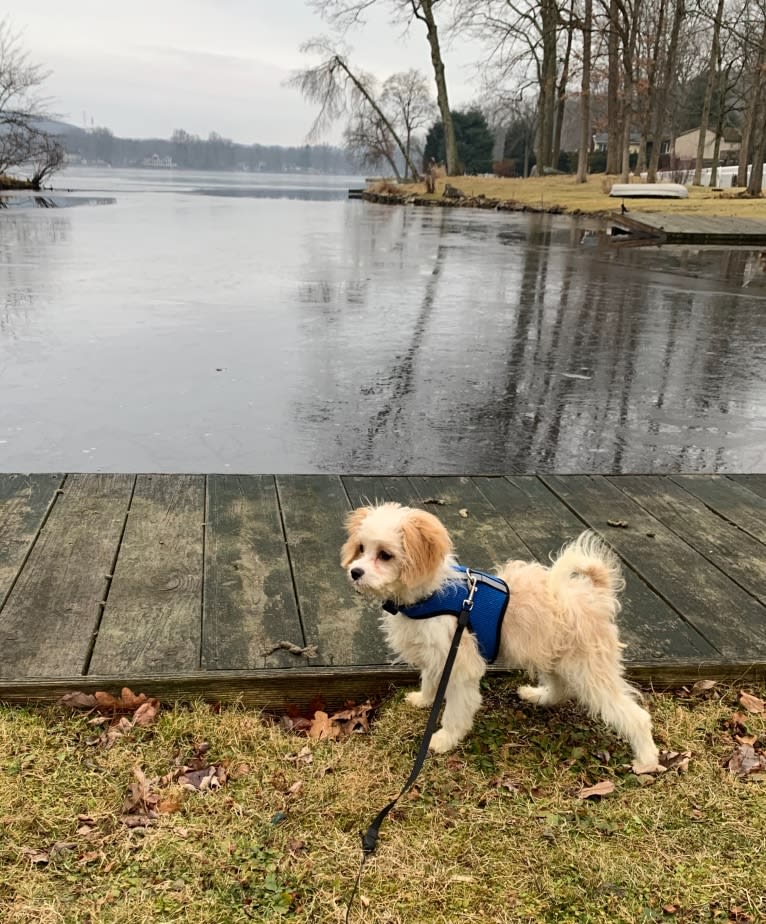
[344,571,478,923]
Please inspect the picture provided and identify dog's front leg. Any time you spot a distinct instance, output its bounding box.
[405,668,440,709]
[429,642,486,753]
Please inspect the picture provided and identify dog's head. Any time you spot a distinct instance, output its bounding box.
[341,502,454,603]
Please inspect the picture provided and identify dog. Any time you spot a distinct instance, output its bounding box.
[341,502,660,772]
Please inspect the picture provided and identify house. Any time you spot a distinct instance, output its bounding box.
[592,131,642,154]
[667,127,741,162]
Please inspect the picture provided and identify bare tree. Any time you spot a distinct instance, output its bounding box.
[309,0,460,175]
[0,18,63,185]
[344,102,402,176]
[29,131,65,188]
[381,70,436,179]
[288,36,421,179]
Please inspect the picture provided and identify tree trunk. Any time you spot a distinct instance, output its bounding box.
[576,0,593,183]
[648,0,685,183]
[415,0,458,175]
[553,1,575,168]
[693,0,724,185]
[746,21,766,193]
[606,0,622,174]
[710,63,727,186]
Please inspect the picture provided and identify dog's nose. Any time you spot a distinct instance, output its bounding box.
[350,567,364,582]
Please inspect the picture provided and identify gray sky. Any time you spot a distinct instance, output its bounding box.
[5,0,481,146]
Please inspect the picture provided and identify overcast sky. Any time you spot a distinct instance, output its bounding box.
[4,0,482,146]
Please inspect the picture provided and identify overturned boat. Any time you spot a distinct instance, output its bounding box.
[609,182,689,199]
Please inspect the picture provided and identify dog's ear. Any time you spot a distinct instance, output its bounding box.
[340,506,371,567]
[399,509,453,585]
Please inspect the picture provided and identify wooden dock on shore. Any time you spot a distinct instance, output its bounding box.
[609,211,766,244]
[1,473,765,709]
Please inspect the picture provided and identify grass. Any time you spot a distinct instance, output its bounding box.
[1,682,765,923]
[388,175,766,220]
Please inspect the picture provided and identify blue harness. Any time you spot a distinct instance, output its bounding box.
[382,566,510,663]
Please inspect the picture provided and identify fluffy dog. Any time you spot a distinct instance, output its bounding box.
[341,502,659,771]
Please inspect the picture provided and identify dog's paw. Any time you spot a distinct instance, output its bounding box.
[517,684,548,705]
[405,690,433,710]
[428,729,458,754]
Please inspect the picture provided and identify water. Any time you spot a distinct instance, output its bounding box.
[1,167,764,473]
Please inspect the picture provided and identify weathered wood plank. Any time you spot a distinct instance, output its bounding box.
[475,476,715,660]
[730,475,766,501]
[670,475,766,545]
[0,474,134,679]
[407,476,532,569]
[276,475,381,666]
[2,659,766,709]
[88,475,204,675]
[0,474,63,608]
[611,475,766,604]
[542,475,766,657]
[203,475,303,670]
[342,476,419,508]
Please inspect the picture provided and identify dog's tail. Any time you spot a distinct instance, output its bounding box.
[548,531,625,611]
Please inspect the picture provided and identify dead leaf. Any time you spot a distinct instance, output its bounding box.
[94,691,119,710]
[21,847,50,864]
[132,699,161,727]
[263,640,319,658]
[727,743,766,778]
[691,679,717,695]
[607,519,629,528]
[157,795,184,814]
[58,691,97,710]
[178,764,228,792]
[287,780,304,797]
[660,750,692,773]
[422,497,447,505]
[230,762,252,780]
[121,814,155,828]
[308,711,339,741]
[123,766,161,817]
[662,904,679,914]
[285,745,313,765]
[577,780,615,799]
[739,691,765,714]
[77,851,102,866]
[458,508,469,518]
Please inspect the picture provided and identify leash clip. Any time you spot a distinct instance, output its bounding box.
[462,569,478,613]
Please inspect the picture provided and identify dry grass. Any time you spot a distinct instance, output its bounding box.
[395,175,766,220]
[1,682,765,923]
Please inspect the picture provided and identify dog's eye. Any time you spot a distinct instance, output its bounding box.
[378,550,393,562]
[358,544,364,554]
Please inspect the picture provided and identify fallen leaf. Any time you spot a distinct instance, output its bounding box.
[422,497,447,505]
[178,764,228,792]
[21,847,50,864]
[121,815,155,828]
[727,743,766,778]
[607,519,629,528]
[94,691,119,710]
[308,711,339,741]
[577,780,615,799]
[77,851,101,866]
[660,750,692,773]
[132,699,161,727]
[458,508,469,518]
[287,781,304,797]
[157,795,184,814]
[739,691,765,714]
[691,679,717,695]
[285,746,313,766]
[230,762,252,780]
[58,692,97,710]
[662,903,679,914]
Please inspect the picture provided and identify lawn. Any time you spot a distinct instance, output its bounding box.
[391,175,766,221]
[1,681,764,923]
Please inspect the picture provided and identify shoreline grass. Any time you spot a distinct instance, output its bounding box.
[1,681,765,922]
[380,175,766,221]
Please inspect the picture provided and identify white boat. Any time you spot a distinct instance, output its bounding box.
[609,182,688,198]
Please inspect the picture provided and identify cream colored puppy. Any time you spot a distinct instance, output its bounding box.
[341,502,659,771]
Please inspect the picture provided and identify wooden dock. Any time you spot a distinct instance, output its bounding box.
[609,211,766,244]
[1,473,765,709]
